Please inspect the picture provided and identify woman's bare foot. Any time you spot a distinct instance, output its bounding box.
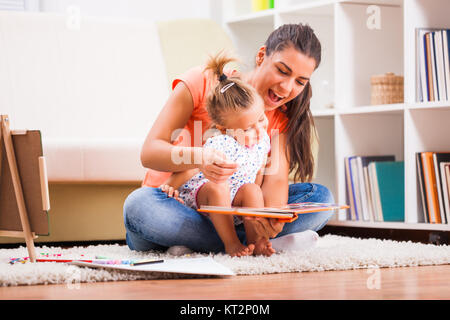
[253,238,276,257]
[225,242,255,257]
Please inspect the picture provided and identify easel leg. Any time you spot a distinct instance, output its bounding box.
[1,115,37,262]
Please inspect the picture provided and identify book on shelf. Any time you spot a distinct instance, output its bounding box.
[345,155,396,222]
[198,202,350,223]
[435,31,447,101]
[416,152,450,224]
[433,153,450,224]
[422,152,442,223]
[416,28,450,102]
[425,32,432,100]
[444,164,450,222]
[416,152,429,223]
[417,29,430,102]
[430,32,438,100]
[344,157,356,221]
[369,161,405,222]
[445,30,450,101]
[349,157,362,220]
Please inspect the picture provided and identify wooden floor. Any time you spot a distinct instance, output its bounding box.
[1,264,449,300]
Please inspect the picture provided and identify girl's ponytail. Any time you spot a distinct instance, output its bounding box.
[204,51,258,126]
[204,50,236,83]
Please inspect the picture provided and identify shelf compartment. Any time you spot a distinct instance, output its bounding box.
[404,0,450,103]
[336,112,404,160]
[334,112,404,220]
[407,108,450,154]
[313,116,336,199]
[404,108,450,224]
[334,2,403,108]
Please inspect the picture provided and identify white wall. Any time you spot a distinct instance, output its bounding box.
[38,0,223,24]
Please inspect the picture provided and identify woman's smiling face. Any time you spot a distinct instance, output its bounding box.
[251,45,316,111]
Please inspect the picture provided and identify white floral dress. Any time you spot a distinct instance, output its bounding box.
[178,131,271,222]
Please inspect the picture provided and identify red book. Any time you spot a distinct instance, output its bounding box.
[421,152,442,223]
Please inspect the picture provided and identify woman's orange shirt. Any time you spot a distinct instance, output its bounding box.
[142,66,289,187]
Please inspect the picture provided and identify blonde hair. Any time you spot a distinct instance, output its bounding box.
[204,51,258,126]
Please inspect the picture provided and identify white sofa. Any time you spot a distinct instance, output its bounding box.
[0,11,234,242]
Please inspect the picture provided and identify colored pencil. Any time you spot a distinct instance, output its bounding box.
[131,259,164,266]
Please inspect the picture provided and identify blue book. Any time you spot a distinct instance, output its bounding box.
[424,33,430,101]
[348,156,359,220]
[373,161,405,222]
[432,31,440,101]
[446,30,450,101]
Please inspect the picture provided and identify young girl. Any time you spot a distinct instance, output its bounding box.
[159,52,275,257]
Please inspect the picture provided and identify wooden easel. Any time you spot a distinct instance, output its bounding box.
[0,115,45,262]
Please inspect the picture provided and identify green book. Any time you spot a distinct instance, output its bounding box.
[373,161,405,222]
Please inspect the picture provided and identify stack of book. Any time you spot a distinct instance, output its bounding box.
[416,152,450,224]
[416,28,450,102]
[345,156,404,222]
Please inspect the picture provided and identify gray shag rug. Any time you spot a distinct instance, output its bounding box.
[1,234,449,286]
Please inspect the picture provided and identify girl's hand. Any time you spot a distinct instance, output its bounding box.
[159,184,185,204]
[200,148,238,184]
[243,217,285,239]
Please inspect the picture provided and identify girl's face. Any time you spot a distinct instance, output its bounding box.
[216,96,268,148]
[250,45,316,111]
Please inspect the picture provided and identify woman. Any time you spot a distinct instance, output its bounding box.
[123,23,334,253]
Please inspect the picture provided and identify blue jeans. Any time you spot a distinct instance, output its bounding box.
[123,183,334,253]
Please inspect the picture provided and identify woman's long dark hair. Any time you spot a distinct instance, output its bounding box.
[264,24,321,182]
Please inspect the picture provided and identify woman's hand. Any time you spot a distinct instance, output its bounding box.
[243,217,285,239]
[200,148,238,184]
[159,184,185,204]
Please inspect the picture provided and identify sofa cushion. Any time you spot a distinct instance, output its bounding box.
[43,138,146,182]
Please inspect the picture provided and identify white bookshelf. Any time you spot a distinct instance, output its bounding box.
[223,0,450,231]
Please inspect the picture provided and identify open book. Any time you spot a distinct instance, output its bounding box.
[198,202,350,223]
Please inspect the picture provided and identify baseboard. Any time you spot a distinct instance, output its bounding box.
[319,225,449,245]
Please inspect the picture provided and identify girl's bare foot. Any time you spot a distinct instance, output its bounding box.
[253,238,276,257]
[225,242,255,257]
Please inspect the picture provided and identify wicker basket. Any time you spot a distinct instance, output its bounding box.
[370,72,404,105]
